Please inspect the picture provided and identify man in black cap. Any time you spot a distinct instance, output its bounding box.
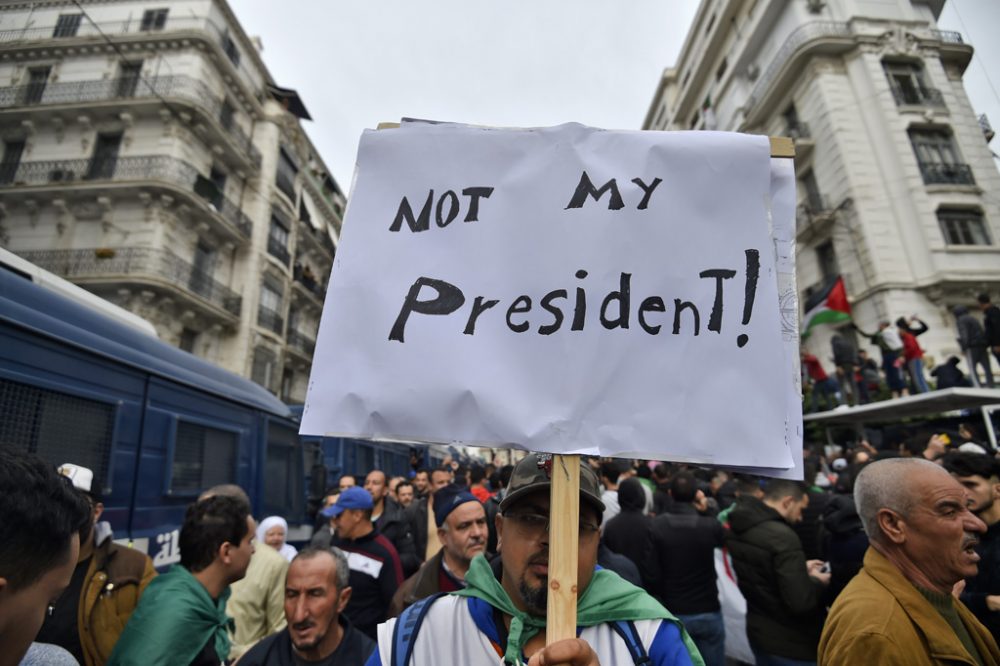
[366,453,702,665]
[388,484,488,616]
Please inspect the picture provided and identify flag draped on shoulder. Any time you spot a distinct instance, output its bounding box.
[802,276,851,338]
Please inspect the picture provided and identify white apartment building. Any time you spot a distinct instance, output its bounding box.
[644,0,1000,378]
[0,0,345,403]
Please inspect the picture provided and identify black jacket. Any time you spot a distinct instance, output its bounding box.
[821,493,868,603]
[238,615,375,666]
[331,529,404,640]
[643,503,724,615]
[602,479,652,575]
[374,497,420,577]
[406,496,431,559]
[985,305,1000,347]
[961,518,1000,641]
[726,496,826,660]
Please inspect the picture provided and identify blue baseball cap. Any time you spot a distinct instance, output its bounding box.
[320,486,374,518]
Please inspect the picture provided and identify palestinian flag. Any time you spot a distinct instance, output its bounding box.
[802,276,851,338]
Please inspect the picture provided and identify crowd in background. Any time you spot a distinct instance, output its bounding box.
[802,293,1000,412]
[4,413,1000,665]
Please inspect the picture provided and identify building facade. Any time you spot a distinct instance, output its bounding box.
[0,0,344,402]
[644,0,1000,379]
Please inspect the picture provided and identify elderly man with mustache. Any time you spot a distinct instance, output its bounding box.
[820,458,1000,665]
[389,484,488,617]
[239,547,375,666]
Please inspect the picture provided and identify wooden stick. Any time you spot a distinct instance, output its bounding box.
[546,454,581,649]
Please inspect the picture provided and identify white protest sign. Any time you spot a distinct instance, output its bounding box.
[302,123,795,470]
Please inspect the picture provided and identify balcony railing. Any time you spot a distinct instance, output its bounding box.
[930,29,964,44]
[890,85,945,108]
[17,247,242,316]
[919,162,975,186]
[275,162,297,201]
[302,171,344,226]
[745,21,852,113]
[2,156,253,238]
[0,75,260,167]
[0,16,263,98]
[293,265,326,301]
[267,236,291,267]
[257,306,285,335]
[287,330,316,356]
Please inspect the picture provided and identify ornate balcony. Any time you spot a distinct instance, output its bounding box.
[743,21,853,123]
[257,305,285,336]
[930,30,963,44]
[267,236,291,267]
[287,330,316,357]
[0,75,260,169]
[919,162,975,186]
[0,16,263,104]
[1,156,253,241]
[18,247,242,319]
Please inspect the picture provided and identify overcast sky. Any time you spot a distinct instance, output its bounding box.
[230,0,1000,189]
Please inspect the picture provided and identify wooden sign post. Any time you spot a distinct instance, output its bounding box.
[546,453,581,648]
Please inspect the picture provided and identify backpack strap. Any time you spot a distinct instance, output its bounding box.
[390,592,447,666]
[609,619,651,665]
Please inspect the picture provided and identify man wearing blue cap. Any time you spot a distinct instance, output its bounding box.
[322,486,403,640]
[388,484,488,617]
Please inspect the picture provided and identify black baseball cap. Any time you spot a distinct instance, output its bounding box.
[499,453,605,515]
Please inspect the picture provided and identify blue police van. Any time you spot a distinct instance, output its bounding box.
[1,249,308,567]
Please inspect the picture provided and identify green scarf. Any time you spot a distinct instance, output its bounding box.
[107,565,233,666]
[454,555,703,665]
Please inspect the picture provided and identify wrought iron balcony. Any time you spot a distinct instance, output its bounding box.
[17,247,242,316]
[257,306,285,335]
[930,29,963,44]
[275,162,297,201]
[2,156,253,238]
[287,330,316,356]
[267,236,291,267]
[0,16,263,99]
[890,85,945,108]
[919,162,975,186]
[745,21,852,113]
[0,75,260,167]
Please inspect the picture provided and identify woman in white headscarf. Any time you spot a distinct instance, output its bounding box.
[256,516,297,561]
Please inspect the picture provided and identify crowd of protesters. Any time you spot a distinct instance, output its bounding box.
[5,423,1000,665]
[802,293,1000,413]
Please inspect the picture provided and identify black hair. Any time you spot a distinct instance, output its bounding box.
[431,466,452,479]
[396,480,413,492]
[979,293,991,305]
[734,474,762,496]
[469,466,487,484]
[324,486,340,497]
[636,464,652,480]
[943,452,1000,480]
[179,495,250,573]
[669,472,698,504]
[498,465,514,488]
[0,450,91,592]
[599,461,621,484]
[900,438,926,457]
[618,477,647,511]
[762,479,807,502]
[652,463,671,482]
[414,468,429,477]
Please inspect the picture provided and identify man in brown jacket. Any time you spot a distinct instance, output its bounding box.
[35,464,156,666]
[820,458,1000,665]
